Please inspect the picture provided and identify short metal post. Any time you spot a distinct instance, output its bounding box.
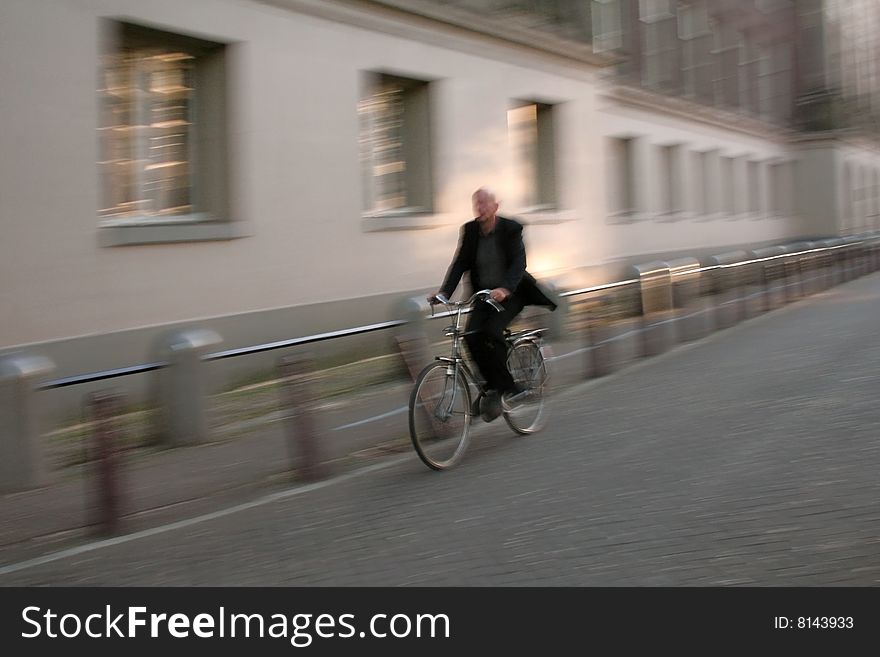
[279,355,326,482]
[668,258,702,343]
[155,329,222,446]
[586,310,611,378]
[392,295,432,382]
[633,261,675,357]
[0,353,54,492]
[87,391,124,536]
[396,332,431,383]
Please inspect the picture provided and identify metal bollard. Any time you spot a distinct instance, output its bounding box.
[633,261,675,356]
[584,305,611,379]
[784,242,812,299]
[396,332,431,384]
[752,247,785,311]
[0,353,54,492]
[667,258,706,342]
[278,354,326,483]
[391,295,432,380]
[155,328,222,446]
[87,391,125,536]
[709,251,749,328]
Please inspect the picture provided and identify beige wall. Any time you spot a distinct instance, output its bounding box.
[596,88,803,265]
[4,0,847,372]
[6,0,869,425]
[0,0,605,351]
[793,138,880,238]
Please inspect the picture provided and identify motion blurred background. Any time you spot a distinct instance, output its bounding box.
[2,0,879,481]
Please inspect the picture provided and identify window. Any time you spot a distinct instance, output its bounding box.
[359,73,433,215]
[677,0,708,38]
[659,144,682,215]
[769,162,781,216]
[607,136,636,218]
[436,0,593,45]
[739,33,762,115]
[508,102,557,210]
[855,165,869,229]
[639,0,674,20]
[689,150,705,216]
[713,21,741,108]
[747,160,761,215]
[871,169,880,228]
[769,160,792,217]
[721,156,736,215]
[842,162,854,227]
[98,22,230,233]
[591,0,623,52]
[758,43,792,123]
[640,1,679,91]
[679,1,714,103]
[699,149,716,216]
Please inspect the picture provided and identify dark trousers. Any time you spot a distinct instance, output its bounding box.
[464,294,525,394]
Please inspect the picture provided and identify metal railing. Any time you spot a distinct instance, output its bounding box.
[38,320,409,391]
[5,232,878,523]
[32,236,878,392]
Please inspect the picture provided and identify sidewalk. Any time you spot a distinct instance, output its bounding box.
[0,328,593,568]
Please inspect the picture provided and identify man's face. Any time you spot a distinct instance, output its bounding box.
[472,192,498,221]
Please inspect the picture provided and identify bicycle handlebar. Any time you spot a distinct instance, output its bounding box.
[429,289,504,313]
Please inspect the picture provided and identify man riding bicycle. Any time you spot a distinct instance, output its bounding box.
[429,187,557,421]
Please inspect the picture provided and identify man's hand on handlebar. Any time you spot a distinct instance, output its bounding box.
[426,289,505,311]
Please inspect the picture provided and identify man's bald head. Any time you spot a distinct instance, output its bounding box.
[472,187,499,222]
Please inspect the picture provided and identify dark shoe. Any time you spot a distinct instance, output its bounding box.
[479,390,502,422]
[471,394,483,418]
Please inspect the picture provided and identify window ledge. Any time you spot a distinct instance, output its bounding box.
[606,211,639,224]
[676,211,701,222]
[511,208,577,225]
[361,211,458,232]
[656,211,688,223]
[694,213,723,223]
[98,218,252,246]
[639,13,675,25]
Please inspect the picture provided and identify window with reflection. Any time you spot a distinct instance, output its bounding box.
[359,73,433,215]
[508,102,557,211]
[607,136,636,217]
[99,23,224,221]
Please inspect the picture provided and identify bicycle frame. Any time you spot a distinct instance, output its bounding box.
[431,289,500,401]
[410,290,550,469]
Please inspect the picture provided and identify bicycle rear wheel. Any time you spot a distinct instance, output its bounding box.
[409,362,472,470]
[503,341,548,435]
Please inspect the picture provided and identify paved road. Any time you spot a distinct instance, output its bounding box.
[3,274,880,586]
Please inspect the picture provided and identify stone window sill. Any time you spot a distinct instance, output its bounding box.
[98,217,252,246]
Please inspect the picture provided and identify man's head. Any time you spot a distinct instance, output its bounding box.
[472,187,499,225]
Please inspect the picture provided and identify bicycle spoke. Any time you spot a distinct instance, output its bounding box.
[503,342,548,434]
[409,364,471,469]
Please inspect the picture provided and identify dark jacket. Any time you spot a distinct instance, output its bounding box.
[440,216,557,310]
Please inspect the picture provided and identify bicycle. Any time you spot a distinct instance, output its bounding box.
[408,289,552,470]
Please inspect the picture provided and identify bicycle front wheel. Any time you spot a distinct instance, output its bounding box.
[409,362,472,470]
[503,341,548,435]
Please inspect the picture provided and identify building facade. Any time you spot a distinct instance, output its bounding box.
[590,0,880,247]
[2,0,877,415]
